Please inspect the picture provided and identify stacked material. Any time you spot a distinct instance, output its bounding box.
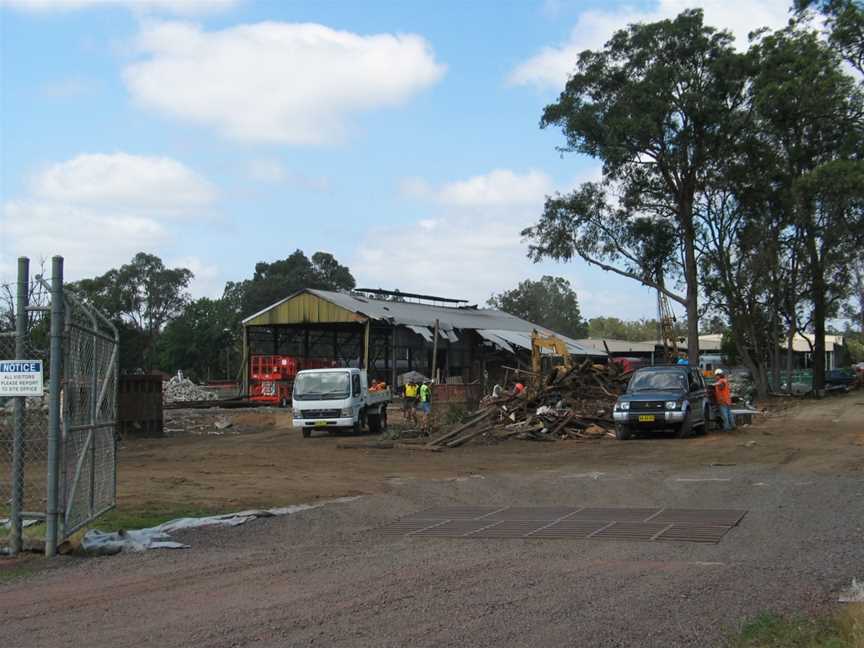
[162,372,217,404]
[425,360,629,449]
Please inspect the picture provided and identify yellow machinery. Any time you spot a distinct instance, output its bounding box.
[657,289,680,363]
[531,330,572,388]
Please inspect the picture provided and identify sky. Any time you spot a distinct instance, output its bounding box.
[0,0,796,320]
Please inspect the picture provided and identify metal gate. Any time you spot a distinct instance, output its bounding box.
[1,256,118,556]
[60,273,119,538]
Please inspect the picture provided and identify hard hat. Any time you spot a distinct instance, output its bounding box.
[714,368,724,376]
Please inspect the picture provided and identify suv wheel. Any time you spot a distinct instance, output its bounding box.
[676,412,693,439]
[615,424,632,440]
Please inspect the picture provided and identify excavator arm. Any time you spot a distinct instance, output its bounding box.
[531,330,572,387]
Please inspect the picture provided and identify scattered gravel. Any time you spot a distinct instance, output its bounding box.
[2,464,862,648]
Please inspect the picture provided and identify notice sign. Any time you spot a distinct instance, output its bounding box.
[0,360,44,397]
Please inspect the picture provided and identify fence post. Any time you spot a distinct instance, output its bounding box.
[45,256,64,557]
[9,257,29,556]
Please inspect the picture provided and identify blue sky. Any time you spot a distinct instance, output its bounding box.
[0,0,793,320]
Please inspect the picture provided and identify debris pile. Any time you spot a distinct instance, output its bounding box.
[426,360,629,449]
[162,372,217,404]
[163,409,235,436]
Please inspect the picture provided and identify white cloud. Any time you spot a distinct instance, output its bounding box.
[171,255,222,298]
[437,169,553,207]
[354,166,657,318]
[123,21,446,145]
[1,153,215,280]
[509,0,791,88]
[2,0,239,15]
[247,158,330,192]
[400,169,552,207]
[32,153,216,213]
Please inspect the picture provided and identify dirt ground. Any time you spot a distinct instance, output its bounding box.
[117,394,864,514]
[2,392,863,648]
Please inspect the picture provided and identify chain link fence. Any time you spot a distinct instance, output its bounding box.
[1,256,118,556]
[61,293,119,536]
[1,279,51,552]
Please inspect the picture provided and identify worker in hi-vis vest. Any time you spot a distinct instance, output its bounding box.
[418,381,432,434]
[714,369,735,431]
[403,380,419,425]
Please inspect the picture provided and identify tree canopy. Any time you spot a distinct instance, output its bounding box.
[526,9,750,363]
[488,276,588,338]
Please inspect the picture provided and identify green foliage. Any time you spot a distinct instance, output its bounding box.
[848,338,864,363]
[70,252,193,371]
[94,505,219,532]
[236,249,355,318]
[795,0,864,73]
[157,297,237,381]
[587,317,661,342]
[527,9,751,362]
[488,276,588,338]
[728,610,861,648]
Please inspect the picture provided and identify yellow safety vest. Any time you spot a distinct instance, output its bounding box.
[405,384,418,398]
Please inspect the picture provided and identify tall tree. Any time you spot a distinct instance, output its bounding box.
[524,9,749,363]
[158,297,236,380]
[795,0,864,73]
[71,252,193,370]
[238,249,356,318]
[748,26,864,391]
[488,276,589,338]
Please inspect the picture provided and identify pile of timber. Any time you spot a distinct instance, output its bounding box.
[425,359,629,449]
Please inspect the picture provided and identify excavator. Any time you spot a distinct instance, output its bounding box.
[530,330,572,389]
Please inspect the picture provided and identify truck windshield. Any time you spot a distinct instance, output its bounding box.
[628,371,686,392]
[293,372,350,400]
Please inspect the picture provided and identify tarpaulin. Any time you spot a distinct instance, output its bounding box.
[80,496,361,555]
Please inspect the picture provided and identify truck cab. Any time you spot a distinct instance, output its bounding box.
[612,365,710,440]
[292,368,391,438]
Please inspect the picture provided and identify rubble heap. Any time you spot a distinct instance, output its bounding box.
[162,372,217,404]
[426,360,629,449]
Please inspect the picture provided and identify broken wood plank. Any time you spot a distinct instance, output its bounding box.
[337,442,394,450]
[445,425,494,448]
[394,442,443,452]
[425,409,493,447]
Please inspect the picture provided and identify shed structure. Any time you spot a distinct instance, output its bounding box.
[240,288,603,392]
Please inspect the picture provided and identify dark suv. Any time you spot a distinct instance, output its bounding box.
[612,365,710,440]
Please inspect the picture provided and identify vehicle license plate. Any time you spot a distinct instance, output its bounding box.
[314,420,327,427]
[638,414,655,422]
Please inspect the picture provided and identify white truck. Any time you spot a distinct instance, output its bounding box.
[292,367,391,438]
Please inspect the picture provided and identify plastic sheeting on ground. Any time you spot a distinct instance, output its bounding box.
[80,496,361,555]
[840,578,864,603]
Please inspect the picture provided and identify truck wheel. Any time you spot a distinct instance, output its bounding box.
[302,428,311,438]
[615,424,632,440]
[676,413,693,439]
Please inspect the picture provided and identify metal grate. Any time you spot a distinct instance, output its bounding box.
[567,507,662,522]
[383,506,747,544]
[486,506,579,521]
[649,508,747,526]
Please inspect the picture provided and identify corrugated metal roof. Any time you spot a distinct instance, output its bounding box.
[572,338,658,354]
[242,288,601,356]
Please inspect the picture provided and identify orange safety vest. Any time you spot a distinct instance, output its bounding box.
[715,378,732,406]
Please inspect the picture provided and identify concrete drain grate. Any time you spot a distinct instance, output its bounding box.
[383,506,747,543]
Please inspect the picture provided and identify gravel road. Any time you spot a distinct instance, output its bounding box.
[2,464,862,648]
[2,396,862,647]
